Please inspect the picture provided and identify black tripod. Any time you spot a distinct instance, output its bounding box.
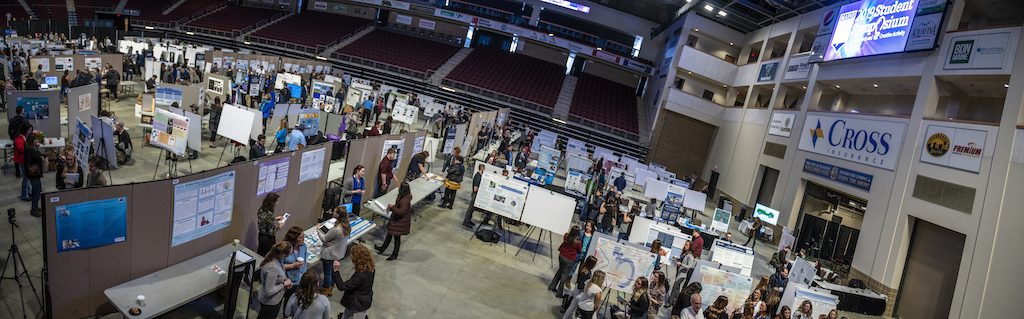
[1,208,43,319]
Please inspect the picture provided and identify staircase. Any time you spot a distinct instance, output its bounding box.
[427,47,472,86]
[16,0,36,20]
[636,96,651,146]
[552,75,577,120]
[320,25,375,56]
[163,0,187,15]
[241,12,293,38]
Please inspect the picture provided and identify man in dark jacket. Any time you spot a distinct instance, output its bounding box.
[103,66,120,99]
[249,134,267,160]
[8,106,26,140]
[23,75,39,90]
[439,155,464,209]
[463,164,493,228]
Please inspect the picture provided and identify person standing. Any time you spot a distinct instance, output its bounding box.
[13,125,29,199]
[613,277,650,319]
[439,154,464,209]
[334,244,375,319]
[318,206,350,297]
[566,270,605,319]
[649,271,669,319]
[103,65,120,100]
[281,226,308,307]
[274,118,288,153]
[549,225,582,296]
[256,193,283,256]
[250,134,267,160]
[375,182,412,261]
[406,151,427,181]
[690,229,705,259]
[86,156,108,187]
[287,124,307,151]
[24,133,45,217]
[462,164,486,228]
[375,148,396,197]
[209,97,223,148]
[343,165,367,216]
[8,106,26,141]
[744,217,763,248]
[259,92,274,130]
[257,242,293,319]
[283,272,331,319]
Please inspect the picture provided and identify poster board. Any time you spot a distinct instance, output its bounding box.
[55,196,128,252]
[275,72,301,89]
[778,284,839,318]
[588,232,657,293]
[695,265,754,314]
[422,137,442,163]
[711,208,731,233]
[633,168,657,188]
[789,257,817,287]
[73,119,92,175]
[150,108,190,156]
[710,240,755,276]
[682,189,707,212]
[54,56,74,71]
[474,172,529,220]
[7,90,61,137]
[257,157,290,196]
[67,84,99,133]
[206,75,227,96]
[91,115,119,169]
[298,109,320,136]
[171,171,236,247]
[564,169,590,195]
[217,104,255,145]
[643,179,671,201]
[391,103,418,125]
[519,185,577,235]
[644,222,692,262]
[299,148,326,183]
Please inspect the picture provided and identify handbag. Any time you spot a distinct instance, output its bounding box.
[444,180,461,190]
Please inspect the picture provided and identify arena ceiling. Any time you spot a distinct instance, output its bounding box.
[597,0,845,32]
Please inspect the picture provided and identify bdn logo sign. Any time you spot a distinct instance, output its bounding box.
[949,40,974,64]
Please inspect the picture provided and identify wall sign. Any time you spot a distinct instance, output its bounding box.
[798,113,907,170]
[920,124,988,173]
[784,53,811,80]
[944,31,1011,70]
[803,159,874,192]
[758,61,779,82]
[768,112,796,137]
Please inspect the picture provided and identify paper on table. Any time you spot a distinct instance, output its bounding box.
[371,200,386,211]
[234,251,254,264]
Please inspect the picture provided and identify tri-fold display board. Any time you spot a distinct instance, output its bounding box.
[42,144,333,318]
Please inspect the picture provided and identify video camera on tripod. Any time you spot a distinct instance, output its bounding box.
[8,208,18,228]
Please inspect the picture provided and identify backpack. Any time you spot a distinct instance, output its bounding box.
[475,226,500,243]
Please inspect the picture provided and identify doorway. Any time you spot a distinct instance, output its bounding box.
[756,166,780,206]
[795,182,865,269]
[895,219,965,319]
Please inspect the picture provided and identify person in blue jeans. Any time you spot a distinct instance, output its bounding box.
[318,207,350,296]
[281,226,308,306]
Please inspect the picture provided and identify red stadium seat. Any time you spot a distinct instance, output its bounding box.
[569,73,639,134]
[445,48,564,107]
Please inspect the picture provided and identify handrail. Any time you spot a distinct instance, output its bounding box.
[922,117,1001,127]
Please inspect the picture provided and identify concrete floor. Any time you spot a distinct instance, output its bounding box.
[0,92,875,319]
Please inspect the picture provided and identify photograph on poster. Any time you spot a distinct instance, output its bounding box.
[172,171,235,246]
[150,108,190,155]
[207,77,224,94]
[17,96,49,119]
[55,197,128,252]
[258,157,290,196]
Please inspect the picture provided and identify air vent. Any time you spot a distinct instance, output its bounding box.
[764,142,786,159]
[912,175,975,214]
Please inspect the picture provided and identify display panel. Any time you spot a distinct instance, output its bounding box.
[150,108,190,155]
[753,203,780,225]
[55,197,128,252]
[171,171,236,246]
[824,0,922,61]
[474,172,529,220]
[17,96,49,119]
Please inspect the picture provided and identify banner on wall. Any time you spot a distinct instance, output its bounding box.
[798,114,906,170]
[943,30,1012,70]
[55,197,128,252]
[768,112,796,137]
[920,124,988,173]
[171,171,235,247]
[803,159,874,192]
[757,61,779,82]
[783,53,811,80]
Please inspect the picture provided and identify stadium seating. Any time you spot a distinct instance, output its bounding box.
[129,0,223,24]
[250,11,371,50]
[185,6,280,33]
[445,48,565,107]
[75,0,119,8]
[335,30,461,73]
[570,73,639,134]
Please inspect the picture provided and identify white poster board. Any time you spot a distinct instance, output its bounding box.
[778,284,839,318]
[474,172,529,220]
[299,148,326,183]
[184,111,202,151]
[695,265,754,314]
[391,103,418,125]
[422,137,442,163]
[710,240,755,276]
[150,108,191,156]
[789,257,817,287]
[644,223,692,262]
[588,232,657,293]
[643,179,670,201]
[171,171,235,246]
[519,185,577,235]
[682,189,707,212]
[633,168,657,188]
[217,104,255,145]
[711,208,731,233]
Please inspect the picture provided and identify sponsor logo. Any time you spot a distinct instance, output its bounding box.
[926,132,950,157]
[952,142,982,157]
[950,40,974,64]
[755,207,775,219]
[809,120,825,146]
[822,10,835,28]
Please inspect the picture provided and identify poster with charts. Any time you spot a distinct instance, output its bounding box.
[696,265,754,314]
[84,57,102,70]
[564,170,590,195]
[588,232,657,293]
[73,119,92,175]
[710,240,755,276]
[391,103,418,125]
[150,108,190,156]
[257,157,290,196]
[299,148,325,183]
[55,57,73,71]
[156,87,184,109]
[55,197,128,252]
[171,171,235,246]
[711,208,731,233]
[474,172,529,220]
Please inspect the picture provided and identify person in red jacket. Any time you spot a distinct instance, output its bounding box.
[690,229,705,259]
[550,225,582,297]
[13,125,30,200]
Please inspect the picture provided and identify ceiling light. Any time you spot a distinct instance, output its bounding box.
[243,41,251,45]
[723,84,727,88]
[552,117,567,124]
[686,0,692,2]
[718,10,727,16]
[596,47,602,51]
[144,26,154,30]
[704,4,714,11]
[548,33,554,37]
[801,86,807,90]
[850,109,859,113]
[315,56,327,61]
[1004,83,1010,88]
[185,31,194,35]
[729,42,734,46]
[872,83,878,88]
[688,71,692,75]
[694,28,699,32]
[835,85,841,89]
[441,86,456,92]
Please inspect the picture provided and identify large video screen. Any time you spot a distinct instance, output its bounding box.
[824,0,920,61]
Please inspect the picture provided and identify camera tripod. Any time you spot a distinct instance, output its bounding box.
[2,209,43,319]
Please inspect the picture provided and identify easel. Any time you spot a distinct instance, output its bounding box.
[515,225,554,267]
[467,213,509,252]
[215,137,242,167]
[153,148,193,180]
[224,242,256,319]
[595,286,626,319]
[93,132,114,184]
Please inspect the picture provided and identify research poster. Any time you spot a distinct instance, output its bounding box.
[711,208,732,233]
[150,108,190,156]
[564,170,590,195]
[413,135,426,153]
[298,109,320,136]
[155,87,184,109]
[697,266,754,314]
[73,119,92,175]
[77,92,93,112]
[55,196,128,252]
[299,148,326,183]
[54,57,73,71]
[257,157,290,196]
[791,286,839,318]
[84,57,102,70]
[391,103,418,125]
[207,77,225,95]
[17,96,49,119]
[590,233,657,293]
[645,223,692,261]
[381,139,405,175]
[474,172,529,220]
[30,57,50,72]
[172,171,236,246]
[661,190,684,221]
[710,240,755,276]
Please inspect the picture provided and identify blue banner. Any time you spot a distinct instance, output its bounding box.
[55,197,128,252]
[803,159,874,192]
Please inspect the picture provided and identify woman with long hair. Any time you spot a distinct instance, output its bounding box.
[703,295,730,319]
[318,206,351,296]
[283,271,331,319]
[257,242,292,319]
[376,182,412,260]
[793,300,813,319]
[344,165,367,216]
[256,193,282,256]
[549,225,582,296]
[566,270,605,319]
[335,244,376,319]
[614,276,650,319]
[775,305,792,319]
[648,271,669,319]
[274,118,288,153]
[650,239,663,270]
[281,226,308,308]
[563,255,598,310]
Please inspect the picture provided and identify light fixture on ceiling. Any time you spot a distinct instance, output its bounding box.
[548,33,554,37]
[872,83,878,88]
[1005,83,1010,88]
[552,117,567,124]
[694,28,699,32]
[315,56,327,61]
[850,109,859,113]
[801,86,807,90]
[718,10,727,17]
[185,31,194,35]
[723,84,727,88]
[144,26,154,30]
[243,41,251,45]
[687,71,692,75]
[686,0,692,2]
[835,85,841,89]
[441,86,456,92]
[729,42,734,46]
[704,4,714,11]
